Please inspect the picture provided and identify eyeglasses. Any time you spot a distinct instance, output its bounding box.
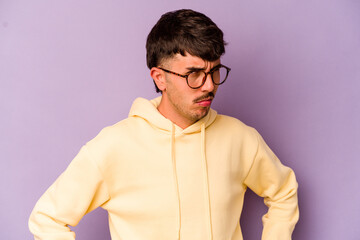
[159,64,231,89]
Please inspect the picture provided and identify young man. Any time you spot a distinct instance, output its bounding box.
[29,9,299,240]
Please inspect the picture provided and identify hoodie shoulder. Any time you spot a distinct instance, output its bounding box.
[83,117,133,149]
[212,114,260,140]
[215,114,253,130]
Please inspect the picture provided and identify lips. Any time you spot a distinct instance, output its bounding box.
[196,98,213,107]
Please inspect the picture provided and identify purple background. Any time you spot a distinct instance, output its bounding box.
[1,0,359,239]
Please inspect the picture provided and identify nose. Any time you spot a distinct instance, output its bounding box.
[200,73,215,92]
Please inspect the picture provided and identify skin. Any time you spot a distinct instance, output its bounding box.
[150,52,220,129]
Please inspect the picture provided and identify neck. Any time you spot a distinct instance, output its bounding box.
[157,96,195,129]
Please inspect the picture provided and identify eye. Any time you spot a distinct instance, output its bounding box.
[190,71,201,77]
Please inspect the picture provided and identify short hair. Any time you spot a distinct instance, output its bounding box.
[146,9,226,92]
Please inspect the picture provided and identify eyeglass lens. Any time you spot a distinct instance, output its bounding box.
[187,66,228,88]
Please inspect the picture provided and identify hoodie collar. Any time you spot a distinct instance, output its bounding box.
[128,96,217,134]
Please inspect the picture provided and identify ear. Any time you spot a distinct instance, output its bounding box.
[150,67,166,92]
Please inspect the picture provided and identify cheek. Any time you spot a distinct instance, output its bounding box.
[176,86,194,101]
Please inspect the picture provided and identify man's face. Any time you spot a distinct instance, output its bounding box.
[159,53,220,128]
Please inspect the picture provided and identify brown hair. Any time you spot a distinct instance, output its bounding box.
[146,9,226,92]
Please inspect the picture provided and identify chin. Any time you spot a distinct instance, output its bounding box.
[193,109,209,121]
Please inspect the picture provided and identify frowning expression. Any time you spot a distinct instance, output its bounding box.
[157,53,221,128]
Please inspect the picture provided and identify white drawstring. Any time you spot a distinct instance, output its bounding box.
[201,123,213,240]
[171,123,213,240]
[171,124,181,240]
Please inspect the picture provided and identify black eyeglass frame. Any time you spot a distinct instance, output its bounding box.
[158,64,231,89]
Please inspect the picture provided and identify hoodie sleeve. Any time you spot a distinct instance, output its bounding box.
[28,145,110,240]
[243,129,299,240]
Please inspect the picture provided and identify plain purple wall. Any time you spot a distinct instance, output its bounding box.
[1,0,359,239]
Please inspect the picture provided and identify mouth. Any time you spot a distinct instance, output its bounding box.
[195,97,213,107]
[194,92,215,107]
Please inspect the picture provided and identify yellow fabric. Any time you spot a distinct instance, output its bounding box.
[29,97,299,240]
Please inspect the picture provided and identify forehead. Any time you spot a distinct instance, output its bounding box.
[165,53,220,70]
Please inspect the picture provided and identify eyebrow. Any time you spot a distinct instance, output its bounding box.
[185,64,221,74]
[185,66,206,74]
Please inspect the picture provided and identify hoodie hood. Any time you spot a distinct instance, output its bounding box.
[128,96,217,134]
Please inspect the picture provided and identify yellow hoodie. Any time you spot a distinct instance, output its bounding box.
[29,97,299,240]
